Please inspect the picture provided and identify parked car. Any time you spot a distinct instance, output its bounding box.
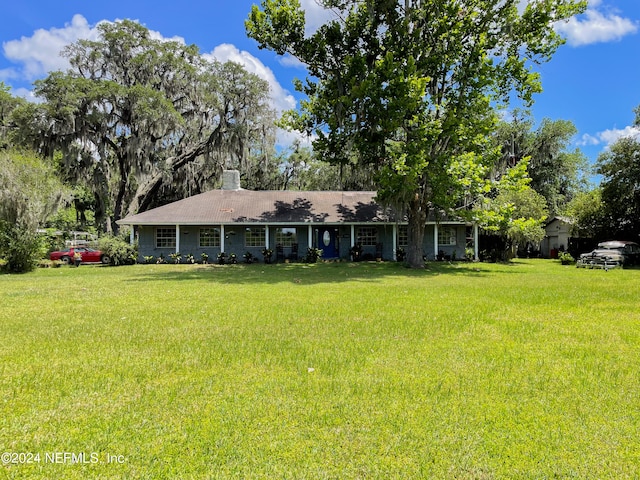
[576,240,640,268]
[49,247,110,265]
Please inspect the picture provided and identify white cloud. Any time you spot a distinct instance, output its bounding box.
[0,67,20,82]
[2,14,187,81]
[598,126,640,144]
[578,133,600,146]
[277,128,315,148]
[579,126,640,147]
[278,53,306,69]
[2,14,99,79]
[3,15,304,146]
[299,0,340,36]
[555,6,638,46]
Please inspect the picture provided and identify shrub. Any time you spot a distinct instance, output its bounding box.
[350,243,363,261]
[97,235,137,266]
[0,221,44,273]
[558,251,574,265]
[304,247,323,264]
[465,247,475,261]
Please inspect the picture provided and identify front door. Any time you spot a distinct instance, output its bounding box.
[318,227,338,259]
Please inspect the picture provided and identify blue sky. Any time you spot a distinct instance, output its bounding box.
[1,0,639,168]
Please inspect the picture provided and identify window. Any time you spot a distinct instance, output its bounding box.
[275,228,297,247]
[156,227,176,248]
[398,225,408,247]
[199,228,220,247]
[357,227,378,246]
[245,227,266,247]
[438,226,457,246]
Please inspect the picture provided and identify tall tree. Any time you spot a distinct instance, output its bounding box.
[280,142,378,191]
[493,112,587,215]
[475,158,549,258]
[596,135,640,239]
[12,20,276,232]
[0,82,25,148]
[563,188,604,239]
[247,0,585,267]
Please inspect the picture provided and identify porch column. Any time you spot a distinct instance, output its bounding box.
[350,224,355,247]
[220,225,225,253]
[433,223,439,259]
[392,224,397,260]
[474,223,479,261]
[265,226,270,249]
[175,225,181,254]
[308,225,313,248]
[130,227,135,245]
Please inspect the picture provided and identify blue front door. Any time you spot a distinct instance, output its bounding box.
[318,227,338,259]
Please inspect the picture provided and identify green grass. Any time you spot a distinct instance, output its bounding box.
[1,260,639,479]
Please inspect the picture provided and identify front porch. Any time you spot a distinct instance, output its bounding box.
[132,222,479,263]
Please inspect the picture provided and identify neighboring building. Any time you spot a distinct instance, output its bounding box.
[117,171,478,262]
[541,216,573,258]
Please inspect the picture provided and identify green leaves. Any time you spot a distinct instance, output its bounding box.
[0,149,69,273]
[0,149,70,229]
[246,0,585,266]
[246,0,305,55]
[21,20,276,230]
[596,135,640,239]
[476,159,549,245]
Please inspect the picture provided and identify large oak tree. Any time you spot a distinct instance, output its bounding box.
[247,0,585,267]
[13,20,276,232]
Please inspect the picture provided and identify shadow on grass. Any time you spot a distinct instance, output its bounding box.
[122,260,517,286]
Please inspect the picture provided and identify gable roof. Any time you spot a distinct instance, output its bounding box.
[118,189,398,226]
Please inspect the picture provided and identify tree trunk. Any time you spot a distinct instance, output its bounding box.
[126,140,212,218]
[406,197,427,268]
[112,182,128,235]
[93,192,108,235]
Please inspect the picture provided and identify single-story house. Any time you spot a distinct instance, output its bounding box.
[541,216,573,258]
[117,170,479,262]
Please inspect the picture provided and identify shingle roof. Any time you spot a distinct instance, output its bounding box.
[118,189,399,226]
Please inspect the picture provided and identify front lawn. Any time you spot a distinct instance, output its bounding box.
[1,260,638,478]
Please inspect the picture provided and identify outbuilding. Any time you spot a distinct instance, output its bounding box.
[542,216,573,258]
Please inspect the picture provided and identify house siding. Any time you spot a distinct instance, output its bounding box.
[135,223,467,262]
[120,176,476,262]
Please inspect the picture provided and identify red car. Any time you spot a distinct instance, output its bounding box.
[49,247,110,264]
